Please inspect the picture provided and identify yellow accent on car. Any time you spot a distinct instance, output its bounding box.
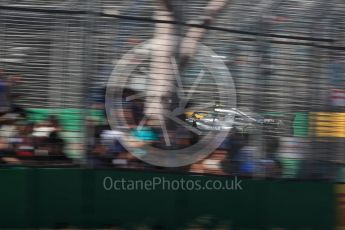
[185,112,205,120]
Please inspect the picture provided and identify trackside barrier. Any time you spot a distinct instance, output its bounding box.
[0,168,336,229]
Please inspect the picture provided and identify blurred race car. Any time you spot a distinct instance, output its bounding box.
[185,107,284,133]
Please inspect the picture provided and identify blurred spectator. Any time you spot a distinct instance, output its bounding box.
[87,119,129,167]
[44,116,65,156]
[0,70,11,114]
[14,121,35,157]
[261,137,282,178]
[0,70,22,115]
[201,150,228,175]
[32,115,66,156]
[46,129,65,156]
[0,114,19,155]
[10,93,26,118]
[224,128,248,175]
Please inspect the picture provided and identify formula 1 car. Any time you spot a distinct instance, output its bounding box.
[185,107,284,133]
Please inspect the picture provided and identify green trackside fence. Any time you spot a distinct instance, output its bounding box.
[0,168,336,229]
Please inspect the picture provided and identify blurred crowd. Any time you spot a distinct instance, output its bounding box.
[86,87,284,179]
[0,70,68,166]
[0,68,333,180]
[88,127,283,178]
[0,68,284,178]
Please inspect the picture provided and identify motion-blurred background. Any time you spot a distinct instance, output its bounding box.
[0,0,345,179]
[0,0,345,178]
[1,1,345,229]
